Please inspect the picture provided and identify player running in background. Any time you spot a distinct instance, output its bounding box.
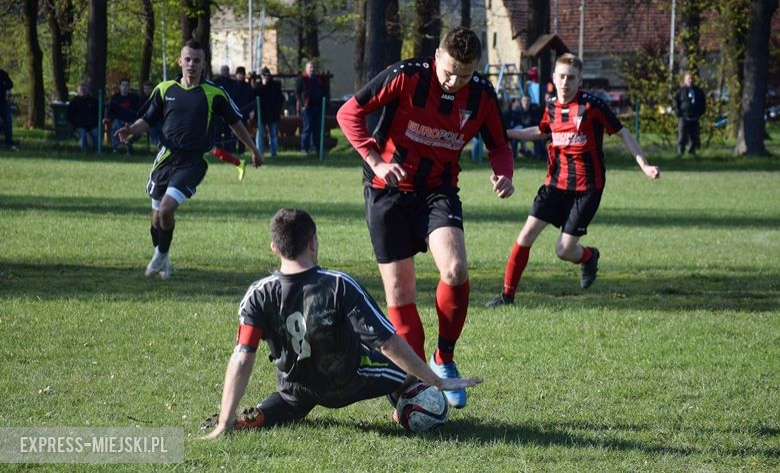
[485,53,660,307]
[199,208,482,439]
[115,39,263,280]
[337,27,514,409]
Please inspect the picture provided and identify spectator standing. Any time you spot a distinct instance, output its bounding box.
[139,80,161,148]
[503,95,542,159]
[0,68,16,150]
[114,40,263,280]
[66,84,100,152]
[109,78,141,154]
[213,65,238,151]
[199,208,481,439]
[337,27,514,409]
[233,67,254,154]
[673,72,706,156]
[253,67,285,157]
[525,66,541,105]
[295,60,323,154]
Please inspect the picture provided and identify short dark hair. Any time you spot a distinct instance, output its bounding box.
[236,66,246,75]
[439,27,481,65]
[270,208,317,259]
[184,39,202,51]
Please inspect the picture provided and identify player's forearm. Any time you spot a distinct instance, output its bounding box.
[618,128,651,169]
[216,351,255,427]
[126,118,150,136]
[336,97,379,159]
[378,335,442,389]
[507,126,544,141]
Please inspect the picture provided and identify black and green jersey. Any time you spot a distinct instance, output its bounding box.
[142,78,242,156]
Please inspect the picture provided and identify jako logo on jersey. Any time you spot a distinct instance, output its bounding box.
[406,120,466,150]
[458,109,472,129]
[441,93,455,101]
[165,97,176,101]
[552,132,588,146]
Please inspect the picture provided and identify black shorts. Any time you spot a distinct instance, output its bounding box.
[364,186,464,263]
[259,347,405,427]
[529,185,603,237]
[146,150,208,201]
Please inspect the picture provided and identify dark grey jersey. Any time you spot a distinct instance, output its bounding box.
[238,266,396,394]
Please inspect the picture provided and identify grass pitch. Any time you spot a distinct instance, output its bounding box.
[1,128,778,471]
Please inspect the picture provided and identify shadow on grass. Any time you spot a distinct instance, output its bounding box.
[298,417,780,458]
[3,194,779,229]
[1,260,777,314]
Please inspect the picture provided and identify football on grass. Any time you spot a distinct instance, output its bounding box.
[396,383,449,432]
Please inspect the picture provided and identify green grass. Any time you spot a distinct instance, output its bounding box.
[1,126,779,471]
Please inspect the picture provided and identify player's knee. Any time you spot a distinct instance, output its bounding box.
[440,262,468,285]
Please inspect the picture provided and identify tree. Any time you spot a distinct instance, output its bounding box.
[181,0,211,78]
[353,0,366,89]
[678,0,708,76]
[460,0,470,28]
[385,0,401,66]
[364,0,386,82]
[716,0,749,139]
[45,0,75,103]
[298,0,319,63]
[23,0,45,127]
[735,0,779,156]
[413,0,440,57]
[140,0,155,84]
[85,0,107,97]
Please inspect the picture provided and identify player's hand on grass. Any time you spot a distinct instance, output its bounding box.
[372,162,408,187]
[490,174,514,198]
[436,377,483,392]
[642,164,660,179]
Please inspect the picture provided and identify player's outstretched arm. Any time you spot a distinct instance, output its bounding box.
[507,126,545,141]
[115,118,150,144]
[199,350,256,440]
[617,128,660,179]
[378,335,483,391]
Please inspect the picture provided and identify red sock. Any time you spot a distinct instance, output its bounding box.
[503,243,530,298]
[387,304,425,360]
[576,246,593,264]
[210,147,241,166]
[434,280,469,365]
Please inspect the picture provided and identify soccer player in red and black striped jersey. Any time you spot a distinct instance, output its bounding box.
[486,53,660,307]
[200,209,482,439]
[337,27,514,409]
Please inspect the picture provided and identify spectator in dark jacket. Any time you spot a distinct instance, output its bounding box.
[673,73,706,156]
[138,80,161,148]
[67,84,100,152]
[0,68,16,150]
[109,78,141,154]
[503,95,543,159]
[295,60,324,154]
[253,67,285,157]
[233,67,254,154]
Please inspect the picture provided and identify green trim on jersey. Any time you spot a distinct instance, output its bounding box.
[359,355,389,368]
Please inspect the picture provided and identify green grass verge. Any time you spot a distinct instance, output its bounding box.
[0,125,778,471]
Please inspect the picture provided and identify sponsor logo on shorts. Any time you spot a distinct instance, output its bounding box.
[448,214,462,222]
[165,97,176,101]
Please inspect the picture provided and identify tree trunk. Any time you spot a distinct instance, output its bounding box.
[385,0,402,66]
[181,0,212,78]
[24,0,46,127]
[298,0,319,65]
[365,0,387,82]
[735,0,778,156]
[140,0,155,84]
[413,0,440,58]
[679,0,703,75]
[718,0,749,139]
[86,0,107,98]
[460,0,470,28]
[353,0,366,90]
[46,0,74,103]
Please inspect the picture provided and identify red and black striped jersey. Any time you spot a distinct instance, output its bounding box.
[538,90,623,191]
[337,57,514,192]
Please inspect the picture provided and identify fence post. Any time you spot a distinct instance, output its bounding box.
[97,89,103,154]
[255,96,262,151]
[319,96,326,161]
[634,100,640,144]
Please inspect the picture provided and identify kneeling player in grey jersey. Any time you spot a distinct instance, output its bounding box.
[200,208,482,439]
